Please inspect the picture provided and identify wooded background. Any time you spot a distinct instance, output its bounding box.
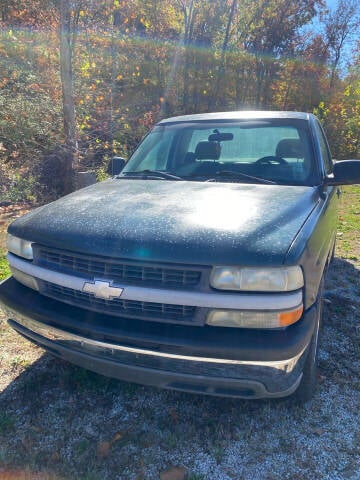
[0,0,359,201]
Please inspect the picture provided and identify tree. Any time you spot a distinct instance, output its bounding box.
[273,34,330,110]
[319,50,360,159]
[321,0,360,88]
[211,0,237,110]
[236,0,323,107]
[59,0,77,193]
[2,0,360,202]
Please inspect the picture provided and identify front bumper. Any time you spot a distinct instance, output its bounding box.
[0,277,318,399]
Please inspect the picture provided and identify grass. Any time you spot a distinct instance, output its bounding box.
[10,355,32,370]
[0,204,32,281]
[337,185,360,262]
[0,250,10,281]
[74,439,91,456]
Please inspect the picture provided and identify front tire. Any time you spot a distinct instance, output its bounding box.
[293,278,324,403]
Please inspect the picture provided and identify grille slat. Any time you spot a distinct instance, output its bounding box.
[34,246,202,289]
[40,282,196,323]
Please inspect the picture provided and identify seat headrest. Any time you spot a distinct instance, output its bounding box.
[195,141,221,160]
[276,139,304,158]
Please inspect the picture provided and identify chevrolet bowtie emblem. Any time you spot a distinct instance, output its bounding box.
[82,280,124,300]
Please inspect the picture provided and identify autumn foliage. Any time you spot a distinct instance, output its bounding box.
[0,0,359,201]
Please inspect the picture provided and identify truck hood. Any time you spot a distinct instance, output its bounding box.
[9,179,319,265]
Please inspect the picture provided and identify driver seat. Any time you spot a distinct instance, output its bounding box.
[276,138,308,180]
[194,141,221,160]
[276,139,304,159]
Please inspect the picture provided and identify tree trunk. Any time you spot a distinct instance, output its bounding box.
[211,0,237,110]
[59,0,76,194]
[181,0,196,112]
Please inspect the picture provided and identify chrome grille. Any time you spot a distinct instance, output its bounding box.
[33,245,202,288]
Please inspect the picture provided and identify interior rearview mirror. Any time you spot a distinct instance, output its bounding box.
[208,133,234,142]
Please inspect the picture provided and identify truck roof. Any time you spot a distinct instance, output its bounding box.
[157,111,312,125]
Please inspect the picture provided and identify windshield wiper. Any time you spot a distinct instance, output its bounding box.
[119,170,183,181]
[206,170,277,185]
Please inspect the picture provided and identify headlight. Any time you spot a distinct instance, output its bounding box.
[7,234,33,260]
[210,266,303,292]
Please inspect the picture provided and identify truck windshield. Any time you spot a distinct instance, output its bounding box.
[121,120,315,185]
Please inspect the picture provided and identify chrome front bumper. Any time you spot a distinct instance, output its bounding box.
[3,305,309,399]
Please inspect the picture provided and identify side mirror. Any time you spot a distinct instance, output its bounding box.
[107,156,126,176]
[326,160,360,186]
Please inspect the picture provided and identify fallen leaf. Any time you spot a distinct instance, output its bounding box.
[21,436,34,450]
[50,451,61,463]
[169,407,179,424]
[111,430,126,444]
[97,441,111,459]
[159,466,187,480]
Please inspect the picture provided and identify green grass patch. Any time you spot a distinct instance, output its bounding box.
[337,185,360,261]
[62,365,116,393]
[10,355,32,369]
[0,251,10,281]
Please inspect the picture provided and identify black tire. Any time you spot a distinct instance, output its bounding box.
[330,239,336,264]
[293,278,324,403]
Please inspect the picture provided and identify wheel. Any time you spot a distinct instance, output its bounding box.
[293,277,324,403]
[255,155,287,165]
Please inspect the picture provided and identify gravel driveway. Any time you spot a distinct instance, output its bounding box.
[0,256,359,480]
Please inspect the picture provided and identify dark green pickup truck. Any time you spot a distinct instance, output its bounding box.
[1,111,360,402]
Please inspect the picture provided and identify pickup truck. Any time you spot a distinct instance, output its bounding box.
[1,111,360,402]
